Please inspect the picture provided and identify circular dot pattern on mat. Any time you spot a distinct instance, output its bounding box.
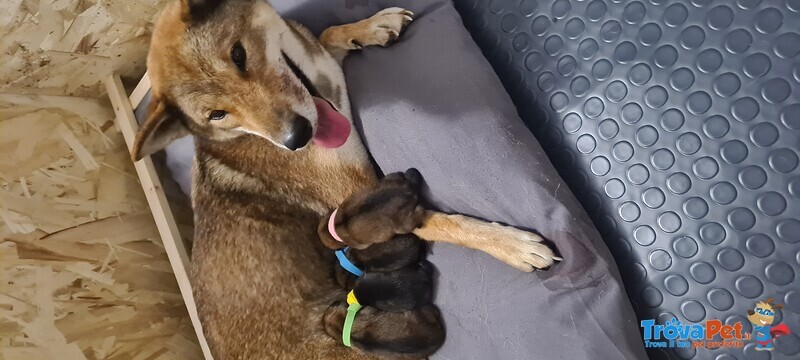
[667,173,692,195]
[676,132,701,155]
[463,2,800,357]
[710,182,737,205]
[699,222,726,246]
[703,115,729,139]
[777,219,800,244]
[681,300,706,322]
[643,187,665,209]
[735,275,764,299]
[598,119,618,140]
[690,262,716,285]
[619,201,641,222]
[708,288,734,311]
[746,234,774,258]
[660,108,684,131]
[642,286,664,308]
[683,197,709,220]
[673,236,698,259]
[634,225,656,246]
[728,208,756,231]
[750,122,779,147]
[649,249,672,271]
[627,164,649,185]
[658,212,681,233]
[717,248,745,272]
[665,274,689,296]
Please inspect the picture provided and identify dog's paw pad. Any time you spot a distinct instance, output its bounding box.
[490,226,560,272]
[359,7,414,47]
[515,241,558,272]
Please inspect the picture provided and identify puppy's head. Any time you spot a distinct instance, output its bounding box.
[318,169,426,249]
[353,260,434,311]
[132,0,348,160]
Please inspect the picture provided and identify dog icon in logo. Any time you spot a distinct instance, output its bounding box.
[746,298,791,351]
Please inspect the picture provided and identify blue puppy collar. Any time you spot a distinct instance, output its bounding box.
[335,247,364,277]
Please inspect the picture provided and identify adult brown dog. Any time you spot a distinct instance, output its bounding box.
[133,0,559,358]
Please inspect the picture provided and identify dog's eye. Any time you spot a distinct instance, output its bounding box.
[231,42,246,71]
[208,110,227,121]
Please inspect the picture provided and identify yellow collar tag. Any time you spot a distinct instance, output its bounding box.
[346,290,360,306]
[343,290,362,348]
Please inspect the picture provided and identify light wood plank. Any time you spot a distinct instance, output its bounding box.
[130,72,151,108]
[104,74,214,360]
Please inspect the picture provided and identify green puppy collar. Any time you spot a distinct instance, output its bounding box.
[343,290,361,347]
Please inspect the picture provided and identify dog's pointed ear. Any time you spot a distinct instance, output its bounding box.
[180,0,225,21]
[131,96,189,162]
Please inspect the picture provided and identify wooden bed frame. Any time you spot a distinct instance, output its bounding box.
[105,74,214,360]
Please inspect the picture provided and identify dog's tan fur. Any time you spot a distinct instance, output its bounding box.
[135,1,558,358]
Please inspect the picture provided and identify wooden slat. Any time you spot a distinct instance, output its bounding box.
[104,74,214,360]
[130,72,151,108]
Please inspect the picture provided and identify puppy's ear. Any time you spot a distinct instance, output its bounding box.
[180,0,225,21]
[131,96,189,161]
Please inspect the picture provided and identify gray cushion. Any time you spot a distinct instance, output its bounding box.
[137,0,647,358]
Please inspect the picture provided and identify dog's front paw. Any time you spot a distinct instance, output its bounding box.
[349,7,413,49]
[488,226,561,272]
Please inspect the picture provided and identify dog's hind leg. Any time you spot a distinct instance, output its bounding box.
[319,7,414,62]
[412,211,561,272]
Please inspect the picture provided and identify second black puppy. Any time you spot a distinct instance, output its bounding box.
[335,234,433,311]
[352,259,434,312]
[334,233,422,288]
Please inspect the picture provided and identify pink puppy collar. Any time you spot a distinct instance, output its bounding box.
[328,208,345,243]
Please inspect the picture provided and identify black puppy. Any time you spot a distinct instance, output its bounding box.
[318,168,426,250]
[352,260,434,312]
[334,233,423,288]
[323,303,445,359]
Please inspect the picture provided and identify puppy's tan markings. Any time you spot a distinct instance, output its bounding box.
[413,212,560,271]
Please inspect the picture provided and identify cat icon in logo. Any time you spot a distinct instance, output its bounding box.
[746,298,791,351]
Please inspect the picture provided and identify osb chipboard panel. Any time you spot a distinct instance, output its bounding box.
[1,0,168,96]
[0,94,201,358]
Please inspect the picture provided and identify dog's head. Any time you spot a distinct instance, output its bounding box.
[747,298,783,326]
[132,0,350,160]
[319,169,426,249]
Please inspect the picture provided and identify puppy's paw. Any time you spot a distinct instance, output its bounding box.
[487,225,560,272]
[348,7,413,49]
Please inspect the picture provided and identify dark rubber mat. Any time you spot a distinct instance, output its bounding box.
[452,0,800,358]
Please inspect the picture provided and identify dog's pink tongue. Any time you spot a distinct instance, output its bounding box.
[312,97,351,149]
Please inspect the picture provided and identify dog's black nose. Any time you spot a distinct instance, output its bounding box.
[283,115,313,151]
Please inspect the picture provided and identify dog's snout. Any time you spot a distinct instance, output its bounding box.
[283,115,313,151]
